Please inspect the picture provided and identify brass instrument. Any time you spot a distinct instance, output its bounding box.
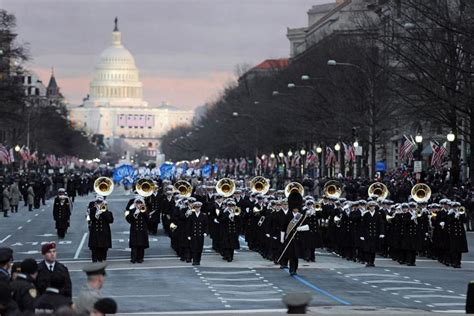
[284,182,304,198]
[411,183,431,203]
[234,207,242,216]
[386,214,395,222]
[323,180,342,198]
[368,182,389,200]
[174,180,193,197]
[315,201,323,212]
[249,176,270,195]
[136,178,156,197]
[94,177,114,196]
[257,215,266,226]
[137,203,147,213]
[99,203,107,213]
[216,178,236,197]
[459,206,466,214]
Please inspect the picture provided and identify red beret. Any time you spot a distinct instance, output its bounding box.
[41,242,56,255]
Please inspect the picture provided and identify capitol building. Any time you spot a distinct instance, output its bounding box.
[68,19,194,159]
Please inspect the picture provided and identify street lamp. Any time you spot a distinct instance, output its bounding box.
[316,146,322,154]
[353,140,359,148]
[232,112,239,117]
[287,83,296,89]
[301,75,310,81]
[272,91,280,96]
[327,60,337,66]
[415,134,423,144]
[288,150,293,157]
[447,131,455,142]
[300,149,306,156]
[270,153,275,159]
[261,154,266,160]
[334,143,341,151]
[14,145,20,152]
[278,151,284,158]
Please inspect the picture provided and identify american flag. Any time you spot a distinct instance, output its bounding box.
[239,157,247,172]
[19,146,30,161]
[306,150,318,167]
[325,146,336,166]
[431,141,447,169]
[399,136,415,162]
[0,144,11,164]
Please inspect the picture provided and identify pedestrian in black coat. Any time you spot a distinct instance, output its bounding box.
[125,197,149,263]
[10,258,38,312]
[34,273,72,314]
[52,189,71,239]
[36,242,72,298]
[186,202,208,265]
[88,197,114,262]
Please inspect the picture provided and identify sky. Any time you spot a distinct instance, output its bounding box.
[1,0,331,109]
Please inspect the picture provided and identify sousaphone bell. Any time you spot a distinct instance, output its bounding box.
[174,180,193,197]
[94,177,114,196]
[368,182,389,200]
[285,182,304,198]
[323,180,342,198]
[216,178,235,197]
[411,183,431,203]
[136,178,156,197]
[249,176,270,195]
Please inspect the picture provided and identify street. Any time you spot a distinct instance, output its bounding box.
[0,189,471,314]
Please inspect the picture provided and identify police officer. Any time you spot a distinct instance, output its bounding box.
[88,196,114,262]
[10,258,38,312]
[34,273,72,314]
[0,247,13,284]
[53,188,71,239]
[74,262,107,315]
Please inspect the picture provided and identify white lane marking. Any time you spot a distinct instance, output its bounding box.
[219,298,281,302]
[381,287,442,292]
[35,214,39,217]
[204,278,261,281]
[212,284,272,288]
[201,271,254,275]
[218,290,280,295]
[403,295,464,299]
[117,309,287,315]
[107,294,171,298]
[431,303,465,307]
[26,219,31,223]
[69,266,192,272]
[431,310,464,313]
[345,273,398,278]
[414,300,422,303]
[365,280,421,284]
[0,235,11,244]
[17,226,23,230]
[74,232,88,259]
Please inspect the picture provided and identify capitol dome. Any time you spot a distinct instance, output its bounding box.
[88,19,145,106]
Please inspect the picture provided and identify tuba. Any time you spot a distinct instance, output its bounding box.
[94,177,114,196]
[174,180,193,197]
[323,180,342,198]
[249,176,270,195]
[136,178,156,197]
[285,182,304,198]
[368,182,389,200]
[216,178,236,197]
[411,183,431,203]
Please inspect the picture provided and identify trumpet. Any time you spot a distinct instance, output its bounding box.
[233,207,242,216]
[459,206,466,215]
[138,203,147,213]
[98,203,107,213]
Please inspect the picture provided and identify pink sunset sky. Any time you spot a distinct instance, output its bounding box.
[3,0,331,110]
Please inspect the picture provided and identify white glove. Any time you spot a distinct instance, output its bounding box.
[204,233,207,237]
[360,237,365,241]
[379,234,385,238]
[455,212,460,219]
[280,232,285,244]
[187,237,191,240]
[440,221,445,228]
[214,218,219,224]
[272,236,277,240]
[265,234,270,238]
[296,225,310,232]
[245,208,250,213]
[410,214,417,221]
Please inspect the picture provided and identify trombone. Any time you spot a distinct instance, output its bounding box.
[368,182,389,200]
[249,176,270,195]
[216,178,236,197]
[284,182,304,197]
[323,180,342,198]
[94,177,114,196]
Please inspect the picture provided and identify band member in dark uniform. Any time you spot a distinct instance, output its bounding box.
[446,201,468,268]
[302,199,323,262]
[279,192,306,276]
[187,201,208,265]
[160,190,175,236]
[125,197,149,263]
[53,189,71,239]
[359,201,385,267]
[145,183,161,235]
[87,196,114,262]
[220,200,240,262]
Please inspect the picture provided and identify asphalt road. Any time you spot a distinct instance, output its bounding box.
[0,188,472,314]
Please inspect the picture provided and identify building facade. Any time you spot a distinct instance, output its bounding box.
[68,20,194,158]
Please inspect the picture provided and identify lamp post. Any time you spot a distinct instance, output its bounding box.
[447,131,458,184]
[300,148,306,176]
[316,145,323,177]
[328,59,379,179]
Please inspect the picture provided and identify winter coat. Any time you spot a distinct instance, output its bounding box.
[9,183,21,206]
